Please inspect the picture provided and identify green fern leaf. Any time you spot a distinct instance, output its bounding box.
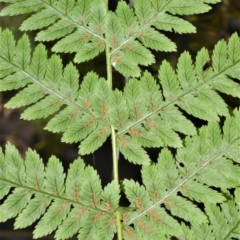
[105,11,124,49]
[79,120,111,155]
[33,199,71,238]
[228,32,240,64]
[52,29,90,53]
[147,207,183,236]
[77,209,101,240]
[97,213,117,240]
[43,54,63,87]
[20,9,59,31]
[101,180,120,211]
[60,62,79,100]
[139,27,176,52]
[62,114,98,143]
[160,106,197,136]
[212,76,240,98]
[141,165,162,200]
[55,0,75,15]
[44,156,65,195]
[14,33,31,69]
[81,202,117,239]
[29,43,48,79]
[203,0,221,3]
[65,159,85,201]
[145,116,183,148]
[123,78,148,120]
[195,199,240,239]
[80,166,102,206]
[88,2,106,34]
[112,51,141,77]
[122,40,155,66]
[196,89,229,117]
[4,143,25,184]
[158,60,181,100]
[0,0,43,16]
[108,90,129,130]
[24,148,45,190]
[181,180,225,204]
[156,121,183,147]
[77,71,100,109]
[21,94,63,120]
[55,205,87,240]
[177,51,197,89]
[55,159,89,240]
[123,179,180,239]
[129,125,163,148]
[220,199,240,238]
[70,0,92,25]
[195,47,210,81]
[91,78,111,119]
[115,1,139,37]
[0,72,30,91]
[124,179,152,212]
[0,60,15,78]
[166,195,208,224]
[117,135,151,165]
[5,84,45,108]
[154,14,196,34]
[0,149,10,201]
[223,109,240,143]
[178,94,219,121]
[205,122,223,150]
[157,148,179,189]
[0,28,15,62]
[74,38,105,63]
[35,19,75,42]
[168,1,211,15]
[134,0,156,23]
[139,71,162,112]
[0,188,33,222]
[14,193,51,229]
[212,39,228,72]
[191,223,214,239]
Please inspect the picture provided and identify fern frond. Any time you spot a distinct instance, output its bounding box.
[0,142,121,239]
[117,33,240,147]
[121,113,240,238]
[0,29,112,155]
[0,0,220,77]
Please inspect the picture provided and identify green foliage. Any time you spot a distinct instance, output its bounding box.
[0,0,240,239]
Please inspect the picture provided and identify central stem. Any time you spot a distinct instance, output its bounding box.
[105,1,122,239]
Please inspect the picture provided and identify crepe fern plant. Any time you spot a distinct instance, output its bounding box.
[0,0,240,239]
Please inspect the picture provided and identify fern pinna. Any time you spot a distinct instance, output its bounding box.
[0,0,240,239]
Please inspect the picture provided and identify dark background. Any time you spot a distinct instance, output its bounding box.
[0,0,240,239]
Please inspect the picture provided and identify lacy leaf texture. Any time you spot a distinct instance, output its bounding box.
[0,0,240,239]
